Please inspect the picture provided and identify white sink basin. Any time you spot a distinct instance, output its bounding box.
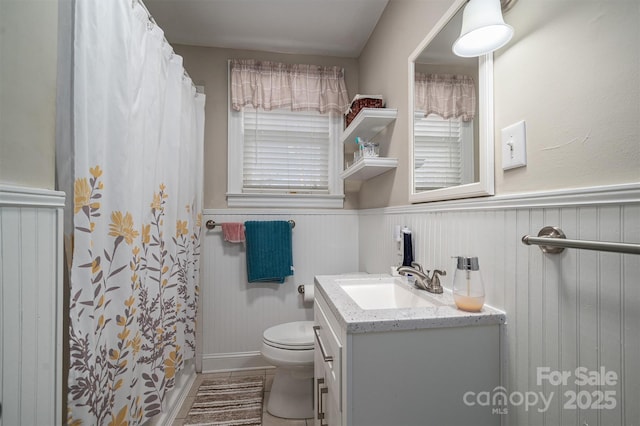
[337,277,444,310]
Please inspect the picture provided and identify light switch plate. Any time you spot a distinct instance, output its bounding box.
[502,120,527,170]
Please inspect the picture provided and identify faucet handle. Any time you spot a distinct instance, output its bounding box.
[427,270,446,294]
[410,261,424,272]
[432,269,446,283]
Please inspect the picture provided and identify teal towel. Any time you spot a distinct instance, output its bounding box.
[244,221,293,283]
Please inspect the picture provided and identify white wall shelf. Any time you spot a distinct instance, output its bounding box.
[340,108,397,145]
[340,157,398,181]
[340,108,398,184]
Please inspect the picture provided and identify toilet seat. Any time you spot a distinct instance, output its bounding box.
[263,321,314,351]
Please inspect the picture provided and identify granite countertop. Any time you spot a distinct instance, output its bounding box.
[314,274,506,333]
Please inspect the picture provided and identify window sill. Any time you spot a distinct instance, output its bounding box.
[227,193,344,209]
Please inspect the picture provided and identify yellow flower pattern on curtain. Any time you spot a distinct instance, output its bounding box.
[68,167,201,425]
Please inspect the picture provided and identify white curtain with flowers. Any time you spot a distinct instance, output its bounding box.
[65,1,205,424]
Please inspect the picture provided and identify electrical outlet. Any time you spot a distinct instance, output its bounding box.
[502,120,527,170]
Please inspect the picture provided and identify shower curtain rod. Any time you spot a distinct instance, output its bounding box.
[133,0,203,94]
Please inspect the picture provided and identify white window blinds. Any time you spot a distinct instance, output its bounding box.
[414,114,473,191]
[242,107,331,192]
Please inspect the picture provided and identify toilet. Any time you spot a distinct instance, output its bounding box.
[261,320,315,419]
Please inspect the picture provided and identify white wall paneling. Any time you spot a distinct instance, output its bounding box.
[201,209,359,372]
[358,184,640,426]
[0,185,65,425]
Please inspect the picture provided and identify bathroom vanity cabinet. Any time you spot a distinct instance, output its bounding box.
[313,275,504,426]
[314,296,343,426]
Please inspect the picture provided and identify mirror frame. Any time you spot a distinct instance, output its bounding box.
[408,0,495,203]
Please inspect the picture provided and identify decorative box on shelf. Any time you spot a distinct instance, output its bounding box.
[345,94,384,128]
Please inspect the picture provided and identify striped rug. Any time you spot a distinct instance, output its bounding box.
[184,375,264,426]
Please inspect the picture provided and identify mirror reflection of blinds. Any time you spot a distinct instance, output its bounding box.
[242,107,330,192]
[414,114,464,190]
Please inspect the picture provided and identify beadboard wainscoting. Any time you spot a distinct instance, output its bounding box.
[359,184,640,426]
[200,209,359,372]
[0,185,65,425]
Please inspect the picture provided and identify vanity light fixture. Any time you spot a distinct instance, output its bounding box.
[452,0,515,58]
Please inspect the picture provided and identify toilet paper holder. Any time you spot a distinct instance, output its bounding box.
[298,284,314,302]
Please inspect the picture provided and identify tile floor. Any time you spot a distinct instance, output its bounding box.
[174,368,314,426]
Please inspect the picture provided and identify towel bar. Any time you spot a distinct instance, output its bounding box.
[205,219,295,230]
[522,226,640,255]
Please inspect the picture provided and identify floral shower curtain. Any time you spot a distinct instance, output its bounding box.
[65,1,205,424]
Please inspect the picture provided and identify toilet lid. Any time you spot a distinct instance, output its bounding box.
[263,321,315,350]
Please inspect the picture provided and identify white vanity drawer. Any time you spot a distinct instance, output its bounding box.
[314,298,342,410]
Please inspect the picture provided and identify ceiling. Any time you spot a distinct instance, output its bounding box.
[144,0,389,58]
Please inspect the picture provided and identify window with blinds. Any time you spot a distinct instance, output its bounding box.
[241,107,331,192]
[413,114,474,191]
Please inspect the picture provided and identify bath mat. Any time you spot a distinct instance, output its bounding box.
[184,375,264,426]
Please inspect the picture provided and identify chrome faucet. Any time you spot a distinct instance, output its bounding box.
[397,262,446,294]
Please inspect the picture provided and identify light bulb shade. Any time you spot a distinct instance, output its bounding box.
[452,0,514,58]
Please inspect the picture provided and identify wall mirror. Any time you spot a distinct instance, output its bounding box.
[409,0,494,203]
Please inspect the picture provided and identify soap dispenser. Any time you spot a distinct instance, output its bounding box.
[452,256,485,312]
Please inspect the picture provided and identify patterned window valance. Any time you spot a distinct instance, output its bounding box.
[230,59,350,115]
[414,73,476,122]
